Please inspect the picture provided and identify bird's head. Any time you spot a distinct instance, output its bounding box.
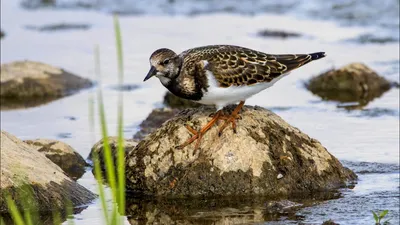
[144,48,182,85]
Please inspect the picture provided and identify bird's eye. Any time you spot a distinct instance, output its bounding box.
[162,59,170,65]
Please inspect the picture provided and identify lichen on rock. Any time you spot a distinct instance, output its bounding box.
[24,139,88,180]
[125,105,356,197]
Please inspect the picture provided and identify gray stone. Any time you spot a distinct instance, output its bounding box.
[125,105,356,197]
[0,61,92,110]
[24,139,88,180]
[306,63,392,108]
[0,131,96,213]
[163,91,203,109]
[133,107,181,141]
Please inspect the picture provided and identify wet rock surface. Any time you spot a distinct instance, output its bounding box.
[88,137,138,171]
[257,29,301,39]
[133,107,181,141]
[306,63,392,107]
[163,91,203,109]
[125,105,356,197]
[0,61,92,110]
[24,139,88,180]
[0,131,96,213]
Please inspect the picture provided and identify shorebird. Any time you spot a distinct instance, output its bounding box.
[144,45,326,149]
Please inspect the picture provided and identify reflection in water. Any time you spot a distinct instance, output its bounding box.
[125,193,340,225]
[0,206,87,225]
[0,96,62,111]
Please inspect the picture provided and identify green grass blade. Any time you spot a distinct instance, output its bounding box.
[372,211,379,222]
[52,209,61,225]
[19,185,39,225]
[6,194,25,225]
[1,216,5,225]
[113,13,126,216]
[66,198,74,225]
[380,210,389,219]
[113,14,124,82]
[94,44,118,201]
[93,153,110,223]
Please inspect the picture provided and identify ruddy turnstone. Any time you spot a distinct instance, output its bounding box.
[144,45,326,149]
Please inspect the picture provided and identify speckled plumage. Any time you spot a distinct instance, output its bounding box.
[144,45,326,149]
[145,45,325,108]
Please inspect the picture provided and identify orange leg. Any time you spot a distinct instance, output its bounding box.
[218,101,245,136]
[177,110,223,150]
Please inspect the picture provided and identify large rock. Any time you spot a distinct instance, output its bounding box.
[306,63,392,106]
[89,137,138,172]
[125,105,356,197]
[133,107,181,141]
[0,131,96,213]
[24,139,88,180]
[0,61,92,109]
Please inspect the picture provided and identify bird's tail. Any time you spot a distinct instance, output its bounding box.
[274,52,326,72]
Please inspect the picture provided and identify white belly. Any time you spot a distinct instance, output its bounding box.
[197,70,289,110]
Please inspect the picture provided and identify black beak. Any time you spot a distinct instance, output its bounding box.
[144,66,157,81]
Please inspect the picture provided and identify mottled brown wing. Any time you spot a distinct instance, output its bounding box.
[186,45,319,87]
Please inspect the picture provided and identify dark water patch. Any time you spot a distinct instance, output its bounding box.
[296,186,400,225]
[64,116,77,121]
[19,0,399,35]
[341,160,399,174]
[25,23,91,32]
[257,29,302,39]
[348,33,399,44]
[109,84,140,92]
[268,106,294,112]
[336,104,400,117]
[57,132,72,139]
[353,108,399,118]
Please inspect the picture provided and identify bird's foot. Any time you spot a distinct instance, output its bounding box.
[177,110,222,151]
[218,101,245,136]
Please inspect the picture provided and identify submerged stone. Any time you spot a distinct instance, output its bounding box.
[163,91,203,109]
[0,61,92,110]
[125,105,356,197]
[306,63,392,108]
[133,107,181,141]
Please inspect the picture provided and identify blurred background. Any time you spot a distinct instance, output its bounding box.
[1,0,399,224]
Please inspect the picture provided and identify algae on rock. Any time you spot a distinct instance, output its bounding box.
[125,105,356,198]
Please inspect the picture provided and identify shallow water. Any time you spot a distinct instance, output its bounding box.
[1,0,399,224]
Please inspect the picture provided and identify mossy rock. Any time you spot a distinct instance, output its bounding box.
[306,63,392,106]
[125,105,356,198]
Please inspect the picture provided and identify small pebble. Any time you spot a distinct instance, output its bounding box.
[277,173,283,179]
